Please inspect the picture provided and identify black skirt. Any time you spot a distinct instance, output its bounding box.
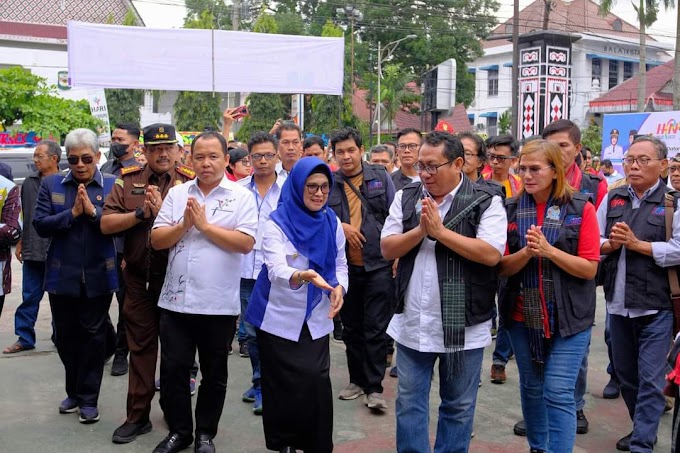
[257,325,333,453]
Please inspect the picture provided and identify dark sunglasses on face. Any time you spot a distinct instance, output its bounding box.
[67,155,95,165]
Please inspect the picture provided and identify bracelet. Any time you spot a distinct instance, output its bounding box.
[298,271,308,285]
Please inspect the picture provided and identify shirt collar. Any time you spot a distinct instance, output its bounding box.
[439,176,464,206]
[188,174,231,195]
[62,168,104,187]
[627,178,660,201]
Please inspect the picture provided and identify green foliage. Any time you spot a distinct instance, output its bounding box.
[185,0,232,29]
[174,91,223,131]
[498,109,511,134]
[377,63,417,133]
[184,10,217,29]
[581,120,603,156]
[122,9,138,26]
[456,64,476,107]
[252,6,278,33]
[105,89,144,127]
[275,11,306,35]
[235,93,287,142]
[0,66,101,139]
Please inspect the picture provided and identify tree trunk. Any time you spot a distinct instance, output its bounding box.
[638,0,647,112]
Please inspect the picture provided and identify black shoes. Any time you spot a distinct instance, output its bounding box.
[513,420,527,436]
[615,431,657,451]
[153,433,193,453]
[111,353,129,376]
[280,447,296,453]
[195,434,215,453]
[112,420,152,444]
[603,379,621,399]
[576,410,589,434]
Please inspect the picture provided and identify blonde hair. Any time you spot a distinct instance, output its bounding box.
[516,139,573,204]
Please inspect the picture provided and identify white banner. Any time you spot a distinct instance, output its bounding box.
[67,22,344,95]
[86,89,111,146]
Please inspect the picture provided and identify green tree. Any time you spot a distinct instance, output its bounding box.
[599,0,674,111]
[581,120,603,156]
[376,63,418,134]
[185,0,232,29]
[0,67,101,139]
[498,109,511,134]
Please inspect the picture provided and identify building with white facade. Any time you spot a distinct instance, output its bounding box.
[467,0,673,137]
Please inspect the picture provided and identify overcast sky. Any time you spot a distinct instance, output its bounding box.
[132,0,677,44]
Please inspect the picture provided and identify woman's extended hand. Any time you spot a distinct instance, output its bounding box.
[300,269,334,292]
[328,285,344,319]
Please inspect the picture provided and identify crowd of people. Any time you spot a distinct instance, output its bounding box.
[2,114,680,453]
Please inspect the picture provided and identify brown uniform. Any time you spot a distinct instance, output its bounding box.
[102,163,195,424]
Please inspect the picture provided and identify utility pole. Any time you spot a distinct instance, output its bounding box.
[674,3,680,109]
[511,0,520,137]
[232,0,241,105]
[637,0,647,112]
[542,0,551,30]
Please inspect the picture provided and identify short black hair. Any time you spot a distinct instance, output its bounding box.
[369,144,394,160]
[422,131,464,161]
[542,119,581,145]
[486,134,519,156]
[275,121,302,140]
[632,135,668,159]
[247,131,278,153]
[457,132,486,161]
[114,122,141,140]
[602,159,613,168]
[396,128,422,142]
[330,127,362,151]
[191,131,228,156]
[37,139,62,163]
[303,135,325,151]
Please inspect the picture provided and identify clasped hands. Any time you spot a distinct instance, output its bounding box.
[71,184,96,218]
[142,185,162,219]
[182,196,209,232]
[608,221,639,251]
[524,225,554,259]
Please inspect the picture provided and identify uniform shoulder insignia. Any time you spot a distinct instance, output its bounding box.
[176,165,196,180]
[115,178,124,188]
[121,165,143,176]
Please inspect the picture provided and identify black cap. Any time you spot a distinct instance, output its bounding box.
[610,129,619,136]
[143,123,177,145]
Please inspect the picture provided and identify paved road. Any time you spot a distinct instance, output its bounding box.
[0,258,673,452]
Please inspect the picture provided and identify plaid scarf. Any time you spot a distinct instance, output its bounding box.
[439,176,491,375]
[517,193,567,374]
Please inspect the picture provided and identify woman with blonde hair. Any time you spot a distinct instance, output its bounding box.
[499,139,600,453]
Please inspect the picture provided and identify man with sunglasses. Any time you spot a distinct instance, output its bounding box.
[483,134,522,197]
[33,128,119,425]
[381,131,506,452]
[391,128,423,190]
[100,123,196,445]
[328,127,396,412]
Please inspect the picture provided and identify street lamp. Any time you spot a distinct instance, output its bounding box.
[377,34,417,144]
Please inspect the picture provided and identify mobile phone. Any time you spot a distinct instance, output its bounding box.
[231,105,249,120]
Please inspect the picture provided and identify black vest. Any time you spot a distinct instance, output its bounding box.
[395,180,498,327]
[579,172,602,205]
[328,163,394,271]
[501,192,596,337]
[601,184,678,310]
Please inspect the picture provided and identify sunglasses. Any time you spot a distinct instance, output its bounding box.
[67,155,95,165]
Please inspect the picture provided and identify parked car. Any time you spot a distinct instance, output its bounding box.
[0,147,109,185]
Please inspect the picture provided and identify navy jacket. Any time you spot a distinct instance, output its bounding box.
[33,169,118,297]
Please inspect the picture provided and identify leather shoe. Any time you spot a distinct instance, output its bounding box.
[153,433,193,453]
[195,434,215,453]
[513,420,526,436]
[576,410,589,434]
[112,420,152,444]
[615,431,657,451]
[603,379,621,399]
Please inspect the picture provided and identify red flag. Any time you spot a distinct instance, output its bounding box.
[434,120,454,133]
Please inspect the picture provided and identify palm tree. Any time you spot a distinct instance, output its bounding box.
[377,63,418,135]
[599,0,675,111]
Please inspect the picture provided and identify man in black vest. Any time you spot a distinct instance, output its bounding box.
[598,136,679,452]
[391,128,422,190]
[328,127,395,412]
[381,131,507,452]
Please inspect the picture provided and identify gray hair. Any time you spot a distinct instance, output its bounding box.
[36,140,62,163]
[632,135,667,159]
[64,128,98,155]
[369,144,394,160]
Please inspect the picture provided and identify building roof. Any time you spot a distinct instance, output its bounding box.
[484,0,650,49]
[589,59,674,112]
[439,103,474,133]
[0,0,142,26]
[0,21,67,41]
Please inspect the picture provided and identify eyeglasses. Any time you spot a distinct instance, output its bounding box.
[306,183,330,194]
[67,155,95,165]
[251,153,277,161]
[517,165,554,176]
[280,140,301,147]
[669,165,680,173]
[622,156,662,166]
[237,158,251,166]
[487,153,512,162]
[396,143,420,152]
[413,160,454,175]
[33,154,49,160]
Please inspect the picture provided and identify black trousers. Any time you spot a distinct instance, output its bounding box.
[258,325,333,453]
[49,292,113,407]
[0,294,5,319]
[341,265,393,394]
[159,308,235,439]
[114,253,128,356]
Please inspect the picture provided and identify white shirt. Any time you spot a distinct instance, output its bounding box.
[381,180,507,352]
[597,181,680,318]
[153,177,258,315]
[258,218,348,341]
[238,174,286,280]
[274,162,291,181]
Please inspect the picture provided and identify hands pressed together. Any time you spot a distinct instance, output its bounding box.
[71,184,96,219]
[608,221,639,251]
[182,196,208,232]
[419,197,444,239]
[143,185,162,219]
[524,225,554,259]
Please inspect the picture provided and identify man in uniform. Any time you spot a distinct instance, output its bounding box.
[101,123,195,444]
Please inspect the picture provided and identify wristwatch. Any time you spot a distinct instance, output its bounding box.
[135,207,146,221]
[90,206,97,219]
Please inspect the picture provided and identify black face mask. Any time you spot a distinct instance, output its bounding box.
[110,142,130,159]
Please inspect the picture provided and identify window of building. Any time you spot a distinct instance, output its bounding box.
[488,69,499,97]
[487,117,498,137]
[592,58,601,85]
[609,60,619,89]
[623,61,633,81]
[612,19,623,31]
